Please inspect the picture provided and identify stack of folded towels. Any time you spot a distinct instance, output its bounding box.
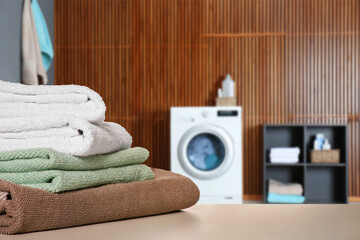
[269,147,300,164]
[0,80,199,234]
[267,179,305,203]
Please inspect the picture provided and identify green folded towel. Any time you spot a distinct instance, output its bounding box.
[0,147,149,172]
[0,147,154,192]
[0,164,154,193]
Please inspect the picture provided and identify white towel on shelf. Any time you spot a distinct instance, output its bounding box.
[0,116,132,157]
[270,157,299,164]
[270,147,300,155]
[270,153,300,158]
[0,80,106,124]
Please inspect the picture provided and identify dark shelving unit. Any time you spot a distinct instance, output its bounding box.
[263,124,348,204]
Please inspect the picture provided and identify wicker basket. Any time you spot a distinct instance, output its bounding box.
[310,150,340,163]
[216,97,237,106]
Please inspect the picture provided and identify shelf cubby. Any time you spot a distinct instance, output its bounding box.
[264,125,304,164]
[263,124,348,204]
[305,167,347,204]
[305,126,347,164]
[265,166,304,194]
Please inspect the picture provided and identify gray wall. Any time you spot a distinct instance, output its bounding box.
[0,0,54,84]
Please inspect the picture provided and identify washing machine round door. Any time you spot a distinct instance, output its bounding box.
[178,124,234,179]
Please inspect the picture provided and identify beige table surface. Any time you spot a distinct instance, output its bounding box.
[2,204,360,240]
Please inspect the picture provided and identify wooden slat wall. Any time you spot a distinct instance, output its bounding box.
[54,0,360,197]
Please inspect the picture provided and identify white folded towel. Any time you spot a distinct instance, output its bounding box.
[0,116,132,156]
[270,153,300,158]
[0,80,106,124]
[270,157,299,164]
[270,147,300,155]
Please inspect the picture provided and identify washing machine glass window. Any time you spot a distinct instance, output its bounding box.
[178,124,234,179]
[186,133,226,171]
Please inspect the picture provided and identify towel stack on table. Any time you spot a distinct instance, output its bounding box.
[0,80,199,234]
[270,147,300,164]
[267,179,305,204]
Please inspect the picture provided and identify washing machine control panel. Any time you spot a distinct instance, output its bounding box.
[217,110,239,117]
[172,107,241,124]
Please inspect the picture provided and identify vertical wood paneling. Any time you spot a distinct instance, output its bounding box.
[55,0,360,197]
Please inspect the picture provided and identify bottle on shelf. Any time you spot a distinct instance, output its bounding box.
[322,139,331,150]
[313,134,325,150]
[222,74,235,97]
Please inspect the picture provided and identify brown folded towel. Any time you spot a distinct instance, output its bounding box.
[268,179,303,196]
[0,168,199,234]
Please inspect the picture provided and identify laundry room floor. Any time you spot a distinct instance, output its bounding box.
[243,200,360,204]
[2,204,359,240]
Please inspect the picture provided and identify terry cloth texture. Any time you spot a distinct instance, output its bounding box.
[0,168,200,234]
[0,147,152,192]
[21,0,47,85]
[0,80,106,124]
[0,164,154,193]
[0,116,132,157]
[0,147,148,173]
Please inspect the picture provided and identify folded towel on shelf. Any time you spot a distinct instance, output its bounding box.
[0,147,148,173]
[0,164,154,193]
[267,193,305,204]
[268,179,303,196]
[269,147,300,163]
[0,80,106,124]
[270,153,300,158]
[270,157,299,164]
[270,147,300,155]
[0,116,132,156]
[0,168,199,234]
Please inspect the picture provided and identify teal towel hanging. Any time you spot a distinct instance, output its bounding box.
[31,0,54,71]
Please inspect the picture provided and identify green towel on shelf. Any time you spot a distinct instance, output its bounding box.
[0,147,149,172]
[0,147,154,192]
[0,164,154,193]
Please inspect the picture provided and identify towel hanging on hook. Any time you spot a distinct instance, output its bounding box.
[22,0,47,85]
[31,0,54,71]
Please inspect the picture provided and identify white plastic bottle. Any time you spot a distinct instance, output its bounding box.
[217,88,223,98]
[314,134,325,150]
[222,74,235,97]
[323,139,331,150]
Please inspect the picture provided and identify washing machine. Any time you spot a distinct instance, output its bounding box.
[171,106,242,204]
